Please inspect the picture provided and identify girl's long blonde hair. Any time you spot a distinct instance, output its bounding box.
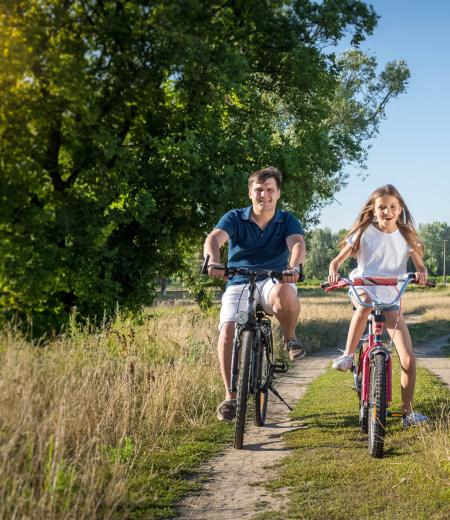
[342,184,424,256]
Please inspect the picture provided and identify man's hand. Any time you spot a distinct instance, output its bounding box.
[207,263,227,280]
[281,268,299,284]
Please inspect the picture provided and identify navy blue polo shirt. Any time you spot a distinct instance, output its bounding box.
[215,206,304,286]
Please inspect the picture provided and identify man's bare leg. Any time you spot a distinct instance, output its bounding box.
[268,284,300,341]
[217,321,236,400]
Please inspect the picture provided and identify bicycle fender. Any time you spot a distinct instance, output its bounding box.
[369,346,390,361]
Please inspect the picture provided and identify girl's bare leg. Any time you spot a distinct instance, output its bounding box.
[385,312,415,415]
[344,293,372,356]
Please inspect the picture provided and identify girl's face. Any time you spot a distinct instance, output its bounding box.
[373,195,403,232]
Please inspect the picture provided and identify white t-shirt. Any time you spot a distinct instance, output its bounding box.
[347,224,412,303]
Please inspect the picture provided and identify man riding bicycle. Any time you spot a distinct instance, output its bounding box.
[203,166,307,422]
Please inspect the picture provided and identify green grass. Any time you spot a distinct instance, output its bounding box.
[125,424,233,519]
[256,358,450,520]
[409,320,450,343]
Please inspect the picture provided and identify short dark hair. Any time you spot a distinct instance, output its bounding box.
[248,166,283,190]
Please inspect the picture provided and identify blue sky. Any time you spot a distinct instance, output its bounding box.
[318,0,450,231]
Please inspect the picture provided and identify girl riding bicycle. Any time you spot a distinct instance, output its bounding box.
[327,184,429,427]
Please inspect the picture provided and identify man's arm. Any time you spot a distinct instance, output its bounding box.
[283,234,306,283]
[203,228,229,279]
[287,234,306,268]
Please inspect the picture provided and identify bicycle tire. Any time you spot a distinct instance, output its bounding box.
[234,329,254,449]
[368,353,387,458]
[254,324,273,426]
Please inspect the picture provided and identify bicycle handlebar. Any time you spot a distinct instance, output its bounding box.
[201,254,304,282]
[320,273,436,309]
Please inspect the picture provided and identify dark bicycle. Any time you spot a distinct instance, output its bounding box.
[202,255,303,449]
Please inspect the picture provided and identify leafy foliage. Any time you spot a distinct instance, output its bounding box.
[418,222,450,276]
[304,226,357,279]
[0,1,409,332]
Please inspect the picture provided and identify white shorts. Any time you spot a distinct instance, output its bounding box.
[219,278,297,330]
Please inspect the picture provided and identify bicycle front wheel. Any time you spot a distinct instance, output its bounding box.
[368,353,387,458]
[254,324,273,427]
[234,329,254,449]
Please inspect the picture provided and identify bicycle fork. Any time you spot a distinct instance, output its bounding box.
[230,330,241,393]
[359,314,393,406]
[230,325,256,393]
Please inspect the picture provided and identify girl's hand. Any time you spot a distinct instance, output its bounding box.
[415,271,427,285]
[328,272,340,285]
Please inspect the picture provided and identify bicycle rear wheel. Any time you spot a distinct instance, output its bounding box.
[254,323,273,426]
[234,329,254,449]
[368,353,387,458]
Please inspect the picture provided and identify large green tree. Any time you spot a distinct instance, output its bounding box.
[0,0,409,331]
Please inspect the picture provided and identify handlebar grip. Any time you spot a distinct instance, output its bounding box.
[298,264,305,283]
[271,271,284,281]
[201,254,210,275]
[408,273,436,288]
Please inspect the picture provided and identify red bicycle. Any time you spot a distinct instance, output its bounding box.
[322,273,435,458]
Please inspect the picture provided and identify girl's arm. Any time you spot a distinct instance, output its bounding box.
[410,249,428,285]
[328,243,353,285]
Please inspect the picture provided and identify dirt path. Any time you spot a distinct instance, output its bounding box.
[176,351,335,519]
[176,332,450,520]
[415,333,450,386]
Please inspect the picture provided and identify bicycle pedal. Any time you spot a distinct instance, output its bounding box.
[273,359,289,374]
[387,411,404,417]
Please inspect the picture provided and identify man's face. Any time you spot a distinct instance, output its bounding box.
[249,177,280,213]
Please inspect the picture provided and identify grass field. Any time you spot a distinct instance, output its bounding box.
[0,287,448,518]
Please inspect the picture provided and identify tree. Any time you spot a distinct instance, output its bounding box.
[418,222,450,276]
[0,1,409,332]
[304,227,338,279]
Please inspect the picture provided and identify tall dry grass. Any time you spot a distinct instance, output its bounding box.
[0,308,223,519]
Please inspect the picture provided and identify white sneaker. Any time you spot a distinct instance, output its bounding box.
[402,411,429,428]
[332,354,353,372]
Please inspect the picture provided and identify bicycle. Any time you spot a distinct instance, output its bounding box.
[202,255,303,449]
[321,273,435,458]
